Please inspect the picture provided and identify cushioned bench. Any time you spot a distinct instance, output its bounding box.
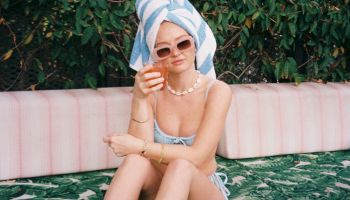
[218,82,350,158]
[0,88,133,180]
[1,82,349,181]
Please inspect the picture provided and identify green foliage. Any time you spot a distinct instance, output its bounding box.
[193,0,350,84]
[0,0,136,90]
[0,0,349,90]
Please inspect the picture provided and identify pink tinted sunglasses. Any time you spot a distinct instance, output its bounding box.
[153,36,195,61]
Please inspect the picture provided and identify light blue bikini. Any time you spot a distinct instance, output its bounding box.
[153,79,230,200]
[154,119,195,146]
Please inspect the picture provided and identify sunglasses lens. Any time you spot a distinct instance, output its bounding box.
[177,39,191,50]
[157,48,171,58]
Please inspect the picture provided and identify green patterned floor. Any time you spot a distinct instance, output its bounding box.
[1,150,350,199]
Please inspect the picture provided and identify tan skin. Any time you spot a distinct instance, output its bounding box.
[103,22,232,200]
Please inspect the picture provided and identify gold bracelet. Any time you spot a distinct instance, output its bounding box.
[158,144,166,164]
[130,114,149,123]
[141,140,148,156]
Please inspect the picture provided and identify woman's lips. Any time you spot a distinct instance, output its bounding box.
[171,59,185,65]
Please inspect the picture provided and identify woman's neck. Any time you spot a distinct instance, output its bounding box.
[167,68,199,92]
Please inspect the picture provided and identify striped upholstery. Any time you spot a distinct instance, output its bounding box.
[0,87,132,180]
[217,82,350,159]
[1,82,349,180]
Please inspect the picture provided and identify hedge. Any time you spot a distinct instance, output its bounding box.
[0,0,349,90]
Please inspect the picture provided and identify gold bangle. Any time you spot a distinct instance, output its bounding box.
[141,140,148,156]
[158,144,166,164]
[130,114,149,123]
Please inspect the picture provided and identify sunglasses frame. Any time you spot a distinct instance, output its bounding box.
[153,35,195,61]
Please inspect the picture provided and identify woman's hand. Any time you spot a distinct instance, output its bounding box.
[103,134,144,157]
[133,64,164,99]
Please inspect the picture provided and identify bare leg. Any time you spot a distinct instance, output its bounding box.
[155,159,225,200]
[104,154,162,200]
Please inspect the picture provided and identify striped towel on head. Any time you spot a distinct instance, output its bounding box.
[130,0,217,78]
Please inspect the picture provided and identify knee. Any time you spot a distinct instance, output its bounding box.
[121,154,151,168]
[166,159,196,175]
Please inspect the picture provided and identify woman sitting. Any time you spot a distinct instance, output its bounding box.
[104,1,232,199]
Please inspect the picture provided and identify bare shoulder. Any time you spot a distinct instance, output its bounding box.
[202,79,232,121]
[202,79,232,116]
[208,79,232,102]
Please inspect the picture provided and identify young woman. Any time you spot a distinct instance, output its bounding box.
[103,1,232,199]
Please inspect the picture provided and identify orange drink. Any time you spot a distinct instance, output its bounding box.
[145,62,168,90]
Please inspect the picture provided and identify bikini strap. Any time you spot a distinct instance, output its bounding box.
[204,79,217,100]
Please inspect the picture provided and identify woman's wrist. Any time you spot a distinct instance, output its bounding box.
[133,86,148,99]
[141,142,167,164]
[158,144,166,164]
[130,114,149,123]
[130,96,150,123]
[132,95,149,104]
[141,140,149,156]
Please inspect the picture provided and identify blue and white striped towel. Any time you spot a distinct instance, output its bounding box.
[130,0,217,78]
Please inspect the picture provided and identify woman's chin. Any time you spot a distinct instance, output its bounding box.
[169,62,193,72]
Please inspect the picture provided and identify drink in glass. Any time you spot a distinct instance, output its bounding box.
[145,62,168,90]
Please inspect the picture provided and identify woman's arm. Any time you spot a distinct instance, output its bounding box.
[127,64,164,142]
[106,81,233,167]
[128,96,154,142]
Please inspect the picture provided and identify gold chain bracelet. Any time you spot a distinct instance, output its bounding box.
[130,114,149,123]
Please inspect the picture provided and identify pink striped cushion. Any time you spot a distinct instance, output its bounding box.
[0,87,133,180]
[217,82,350,159]
[1,82,349,180]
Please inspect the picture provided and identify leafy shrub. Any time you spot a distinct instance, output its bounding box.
[194,0,350,84]
[0,0,349,90]
[0,0,136,90]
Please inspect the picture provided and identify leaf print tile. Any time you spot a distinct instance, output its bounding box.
[1,151,350,199]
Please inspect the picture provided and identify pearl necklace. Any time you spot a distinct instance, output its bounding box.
[166,71,201,96]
